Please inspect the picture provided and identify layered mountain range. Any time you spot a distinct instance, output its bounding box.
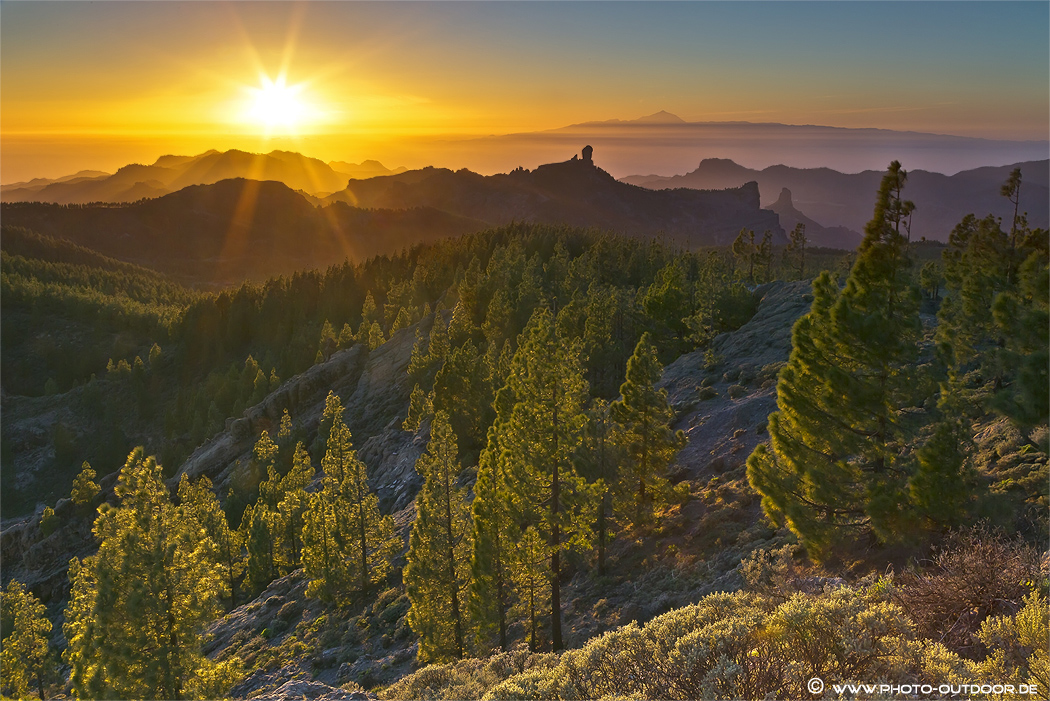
[0,150,408,204]
[1,149,781,285]
[624,158,1049,242]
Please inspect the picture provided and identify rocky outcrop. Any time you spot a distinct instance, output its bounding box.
[660,280,813,479]
[0,501,95,603]
[175,312,439,511]
[174,344,368,488]
[767,187,863,249]
[325,154,785,247]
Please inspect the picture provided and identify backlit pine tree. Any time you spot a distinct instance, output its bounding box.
[469,385,518,652]
[611,332,686,524]
[71,460,100,508]
[178,474,245,607]
[404,411,473,662]
[1,579,53,700]
[747,161,923,557]
[302,414,398,602]
[498,308,596,650]
[64,448,224,700]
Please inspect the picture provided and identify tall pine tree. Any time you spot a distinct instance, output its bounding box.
[611,332,686,524]
[1,580,53,700]
[64,448,223,700]
[404,411,473,663]
[302,414,398,602]
[469,386,518,653]
[499,308,595,650]
[178,474,244,607]
[747,161,923,556]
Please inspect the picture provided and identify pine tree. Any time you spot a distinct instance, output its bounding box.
[641,261,691,356]
[580,399,625,576]
[509,526,550,652]
[39,506,58,537]
[785,223,807,280]
[71,460,100,507]
[746,161,923,556]
[991,244,1049,437]
[279,409,294,441]
[936,214,1011,373]
[361,290,378,326]
[732,228,756,283]
[611,332,686,524]
[338,322,355,349]
[391,306,412,332]
[319,319,337,361]
[368,321,385,349]
[402,384,433,434]
[757,230,774,283]
[1001,167,1023,281]
[178,474,244,607]
[243,431,281,594]
[469,384,517,653]
[64,448,223,700]
[303,416,398,601]
[316,391,343,456]
[499,307,595,650]
[242,503,278,595]
[432,339,490,452]
[276,443,315,572]
[919,261,942,301]
[909,420,975,529]
[1,580,53,700]
[404,411,473,663]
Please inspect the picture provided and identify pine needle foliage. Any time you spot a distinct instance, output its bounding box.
[469,385,519,653]
[405,411,473,663]
[302,405,398,603]
[178,474,244,607]
[499,307,596,650]
[70,460,100,507]
[64,448,223,700]
[747,161,923,556]
[0,579,53,700]
[611,332,686,524]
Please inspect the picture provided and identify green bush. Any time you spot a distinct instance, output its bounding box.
[482,589,916,700]
[383,646,557,701]
[698,386,718,401]
[728,384,746,399]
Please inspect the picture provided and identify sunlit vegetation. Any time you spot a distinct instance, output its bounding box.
[2,164,1046,700]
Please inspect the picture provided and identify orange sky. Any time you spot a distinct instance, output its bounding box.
[2,2,1047,183]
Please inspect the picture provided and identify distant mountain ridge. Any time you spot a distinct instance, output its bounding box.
[324,149,784,247]
[766,188,863,249]
[0,150,407,204]
[1,179,485,285]
[428,114,1049,178]
[623,158,1050,243]
[1,149,785,285]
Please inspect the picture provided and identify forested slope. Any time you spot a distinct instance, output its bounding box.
[1,163,1046,700]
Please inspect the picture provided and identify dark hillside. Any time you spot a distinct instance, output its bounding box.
[1,181,487,286]
[327,151,784,247]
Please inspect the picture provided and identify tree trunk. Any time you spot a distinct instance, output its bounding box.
[443,462,464,658]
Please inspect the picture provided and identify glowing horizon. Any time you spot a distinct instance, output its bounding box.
[2,2,1047,183]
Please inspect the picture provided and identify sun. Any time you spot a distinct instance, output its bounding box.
[244,74,309,136]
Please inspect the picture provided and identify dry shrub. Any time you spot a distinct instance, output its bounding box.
[895,528,1042,658]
